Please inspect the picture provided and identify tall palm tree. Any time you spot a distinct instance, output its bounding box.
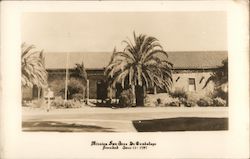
[105,32,173,106]
[21,43,48,93]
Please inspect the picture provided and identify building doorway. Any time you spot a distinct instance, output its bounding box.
[96,80,107,102]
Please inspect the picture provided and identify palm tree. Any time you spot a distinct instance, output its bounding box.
[203,58,228,89]
[21,43,48,98]
[203,58,228,104]
[105,32,173,106]
[75,62,88,104]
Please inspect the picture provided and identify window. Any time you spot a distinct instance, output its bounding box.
[188,78,196,91]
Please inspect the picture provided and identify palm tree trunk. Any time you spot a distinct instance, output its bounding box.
[135,85,144,106]
[154,86,157,94]
[131,85,136,105]
[86,79,89,105]
[38,87,40,100]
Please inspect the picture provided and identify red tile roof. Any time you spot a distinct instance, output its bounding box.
[44,51,227,70]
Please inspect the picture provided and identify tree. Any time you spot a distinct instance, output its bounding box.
[203,58,228,104]
[203,58,228,89]
[105,32,173,106]
[75,62,88,103]
[21,43,48,91]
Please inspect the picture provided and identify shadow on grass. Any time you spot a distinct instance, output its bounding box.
[133,117,228,132]
[22,121,114,132]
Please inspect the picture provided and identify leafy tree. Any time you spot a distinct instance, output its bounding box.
[59,78,84,99]
[74,62,88,102]
[105,32,173,106]
[21,43,48,88]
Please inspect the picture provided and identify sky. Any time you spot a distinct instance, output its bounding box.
[21,12,227,52]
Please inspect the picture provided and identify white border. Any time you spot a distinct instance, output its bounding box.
[1,1,249,158]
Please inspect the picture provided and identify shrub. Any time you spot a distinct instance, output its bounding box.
[169,89,200,107]
[197,99,208,107]
[213,97,226,106]
[59,78,84,99]
[186,93,202,103]
[51,98,76,109]
[72,93,84,102]
[168,101,180,107]
[170,89,187,99]
[183,99,196,107]
[156,98,162,105]
[64,100,74,108]
[119,89,135,107]
[212,87,228,105]
[197,97,214,107]
[164,97,181,107]
[32,99,46,108]
[51,98,64,108]
[179,97,186,104]
[144,95,157,107]
[145,93,180,107]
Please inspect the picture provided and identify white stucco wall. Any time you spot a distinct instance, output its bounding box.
[171,70,215,96]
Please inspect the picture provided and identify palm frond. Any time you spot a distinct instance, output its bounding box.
[105,32,172,93]
[21,43,48,88]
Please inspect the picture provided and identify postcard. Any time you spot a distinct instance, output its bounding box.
[1,1,249,158]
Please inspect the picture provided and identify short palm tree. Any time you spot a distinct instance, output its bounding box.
[203,58,228,89]
[21,43,48,89]
[203,58,228,104]
[105,32,173,106]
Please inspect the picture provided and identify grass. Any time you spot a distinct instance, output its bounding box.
[22,121,114,132]
[23,117,228,132]
[132,117,228,132]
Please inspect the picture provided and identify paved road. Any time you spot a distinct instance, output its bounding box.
[22,106,228,132]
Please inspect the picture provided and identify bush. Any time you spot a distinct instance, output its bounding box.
[169,89,199,107]
[119,89,135,107]
[182,99,196,107]
[213,97,226,106]
[32,99,46,108]
[164,97,181,107]
[197,97,214,107]
[156,98,162,105]
[168,101,180,107]
[51,98,79,109]
[144,95,156,107]
[59,78,84,99]
[145,93,180,107]
[72,93,84,102]
[169,89,187,99]
[212,87,228,105]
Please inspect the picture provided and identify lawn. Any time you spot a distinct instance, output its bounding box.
[22,117,228,132]
[132,117,228,132]
[22,121,114,132]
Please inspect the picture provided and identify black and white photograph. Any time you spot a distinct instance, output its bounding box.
[1,1,249,159]
[21,12,228,133]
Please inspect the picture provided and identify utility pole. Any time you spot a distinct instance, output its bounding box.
[64,52,69,102]
[86,79,89,105]
[64,32,70,103]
